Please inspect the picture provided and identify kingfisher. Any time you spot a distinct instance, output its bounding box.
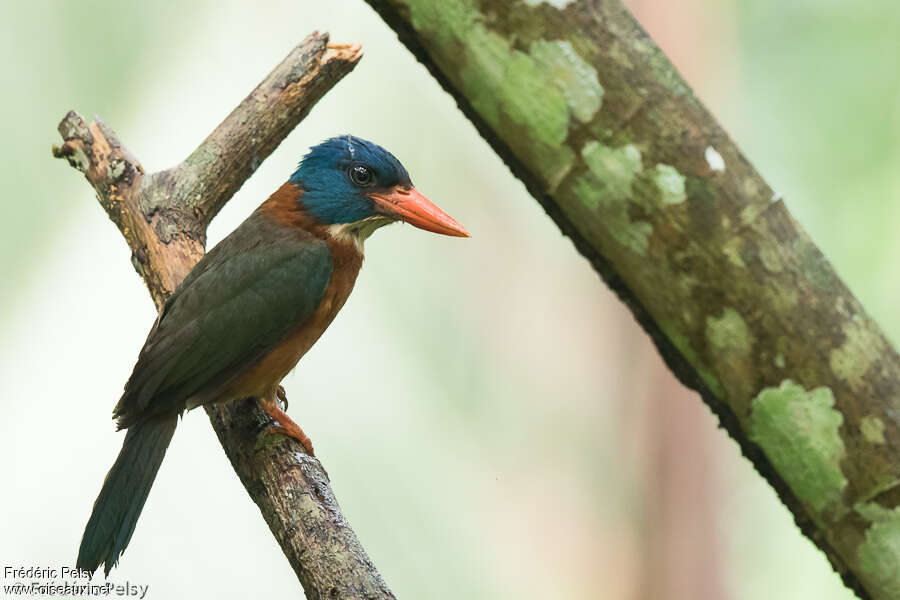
[76,135,469,575]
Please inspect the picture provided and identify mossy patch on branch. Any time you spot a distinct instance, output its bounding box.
[860,416,886,445]
[572,140,692,256]
[528,39,604,124]
[405,0,605,191]
[855,502,900,599]
[581,142,642,198]
[647,164,686,205]
[749,380,847,519]
[574,141,653,255]
[830,319,885,390]
[705,307,752,353]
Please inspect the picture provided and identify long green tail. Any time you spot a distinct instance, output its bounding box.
[77,416,177,575]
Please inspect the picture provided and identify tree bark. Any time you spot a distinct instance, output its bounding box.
[53,32,395,600]
[363,1,900,598]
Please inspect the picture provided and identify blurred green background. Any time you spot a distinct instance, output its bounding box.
[2,1,896,598]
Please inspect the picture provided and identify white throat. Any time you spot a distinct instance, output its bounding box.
[327,216,394,253]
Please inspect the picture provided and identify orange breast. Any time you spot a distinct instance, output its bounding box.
[227,236,363,400]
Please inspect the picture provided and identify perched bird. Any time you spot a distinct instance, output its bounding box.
[77,135,469,575]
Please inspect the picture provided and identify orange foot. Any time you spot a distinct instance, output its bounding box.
[259,396,314,456]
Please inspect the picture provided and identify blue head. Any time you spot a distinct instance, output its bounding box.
[290,136,411,224]
[289,135,469,237]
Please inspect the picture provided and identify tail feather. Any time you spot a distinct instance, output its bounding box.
[77,416,177,575]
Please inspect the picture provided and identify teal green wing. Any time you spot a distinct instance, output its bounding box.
[113,214,333,428]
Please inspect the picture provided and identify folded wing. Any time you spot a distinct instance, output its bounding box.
[113,213,333,428]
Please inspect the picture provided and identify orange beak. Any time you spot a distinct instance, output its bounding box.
[368,186,470,237]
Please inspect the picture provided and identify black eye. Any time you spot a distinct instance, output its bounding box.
[349,164,374,186]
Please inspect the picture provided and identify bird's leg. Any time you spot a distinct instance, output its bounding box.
[259,391,314,456]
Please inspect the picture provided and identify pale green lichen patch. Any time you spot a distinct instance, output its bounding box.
[575,141,653,255]
[582,142,642,197]
[706,308,752,353]
[861,416,886,445]
[749,380,847,517]
[829,318,884,389]
[500,51,570,144]
[495,49,575,186]
[740,203,764,226]
[774,352,786,369]
[406,0,605,190]
[855,503,900,598]
[856,501,897,523]
[759,244,784,273]
[572,176,652,255]
[648,164,686,205]
[529,39,604,124]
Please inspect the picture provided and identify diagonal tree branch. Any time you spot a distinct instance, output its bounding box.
[53,32,395,599]
[363,1,900,598]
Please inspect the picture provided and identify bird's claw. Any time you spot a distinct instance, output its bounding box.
[276,385,289,411]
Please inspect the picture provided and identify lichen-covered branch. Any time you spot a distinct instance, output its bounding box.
[363,1,900,598]
[53,32,395,599]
